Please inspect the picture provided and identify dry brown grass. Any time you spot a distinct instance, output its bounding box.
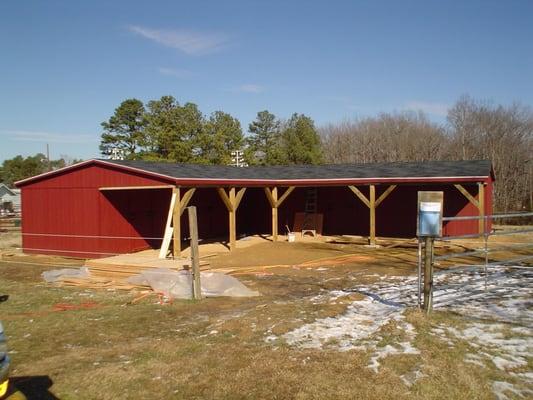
[0,237,530,399]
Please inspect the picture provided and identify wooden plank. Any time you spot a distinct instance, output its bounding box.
[454,184,479,208]
[187,206,202,300]
[478,182,485,235]
[348,186,370,208]
[180,188,196,214]
[375,185,397,208]
[235,187,247,209]
[369,184,376,245]
[217,188,233,211]
[99,185,174,191]
[277,186,295,207]
[159,188,177,259]
[172,187,181,258]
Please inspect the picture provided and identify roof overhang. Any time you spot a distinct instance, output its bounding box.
[15,158,491,188]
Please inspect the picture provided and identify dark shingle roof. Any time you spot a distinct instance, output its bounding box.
[102,159,492,181]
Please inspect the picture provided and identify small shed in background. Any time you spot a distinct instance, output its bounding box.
[0,183,21,216]
[15,159,494,258]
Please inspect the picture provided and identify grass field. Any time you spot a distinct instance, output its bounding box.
[0,234,531,399]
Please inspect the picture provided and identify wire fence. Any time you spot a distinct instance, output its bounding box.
[417,211,533,307]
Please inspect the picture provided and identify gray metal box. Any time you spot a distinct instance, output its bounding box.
[417,191,444,237]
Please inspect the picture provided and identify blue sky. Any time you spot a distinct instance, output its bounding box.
[1,0,532,162]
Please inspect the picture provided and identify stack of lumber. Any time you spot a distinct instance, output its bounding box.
[85,251,209,281]
[208,253,374,275]
[54,276,145,290]
[50,250,209,290]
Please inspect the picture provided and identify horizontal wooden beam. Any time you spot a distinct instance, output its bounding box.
[99,185,174,191]
[348,186,370,208]
[454,184,479,209]
[375,185,397,208]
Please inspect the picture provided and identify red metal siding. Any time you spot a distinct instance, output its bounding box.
[20,162,494,258]
[21,164,173,258]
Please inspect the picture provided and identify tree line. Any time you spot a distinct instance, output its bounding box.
[99,96,323,166]
[1,95,530,213]
[0,154,81,187]
[321,96,533,212]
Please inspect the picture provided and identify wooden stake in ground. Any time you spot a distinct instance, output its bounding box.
[187,206,202,300]
[423,236,434,313]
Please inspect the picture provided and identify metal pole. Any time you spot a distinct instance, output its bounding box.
[484,216,489,292]
[417,238,422,308]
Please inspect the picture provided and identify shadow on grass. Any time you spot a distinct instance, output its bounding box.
[10,375,59,400]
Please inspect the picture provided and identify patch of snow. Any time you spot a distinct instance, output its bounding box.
[492,355,527,371]
[367,342,420,373]
[400,368,426,387]
[282,294,408,350]
[268,266,532,384]
[492,381,527,400]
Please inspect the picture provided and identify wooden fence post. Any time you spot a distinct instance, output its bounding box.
[423,236,434,313]
[187,206,201,300]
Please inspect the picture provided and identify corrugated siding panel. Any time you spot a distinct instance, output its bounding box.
[21,164,173,258]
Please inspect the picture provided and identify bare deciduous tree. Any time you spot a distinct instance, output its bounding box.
[320,98,533,213]
[447,96,533,212]
[320,111,448,164]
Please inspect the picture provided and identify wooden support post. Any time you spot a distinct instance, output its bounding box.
[454,183,486,235]
[369,185,376,246]
[167,187,197,258]
[187,206,201,300]
[478,182,485,235]
[423,236,434,313]
[218,187,246,251]
[172,187,181,257]
[264,186,295,241]
[271,187,278,241]
[229,187,236,250]
[348,184,395,246]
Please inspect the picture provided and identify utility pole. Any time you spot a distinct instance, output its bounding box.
[46,143,51,171]
[230,150,248,167]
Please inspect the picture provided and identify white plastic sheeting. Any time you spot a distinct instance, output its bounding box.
[42,267,90,283]
[127,268,260,299]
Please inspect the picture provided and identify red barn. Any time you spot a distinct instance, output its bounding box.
[15,159,494,258]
